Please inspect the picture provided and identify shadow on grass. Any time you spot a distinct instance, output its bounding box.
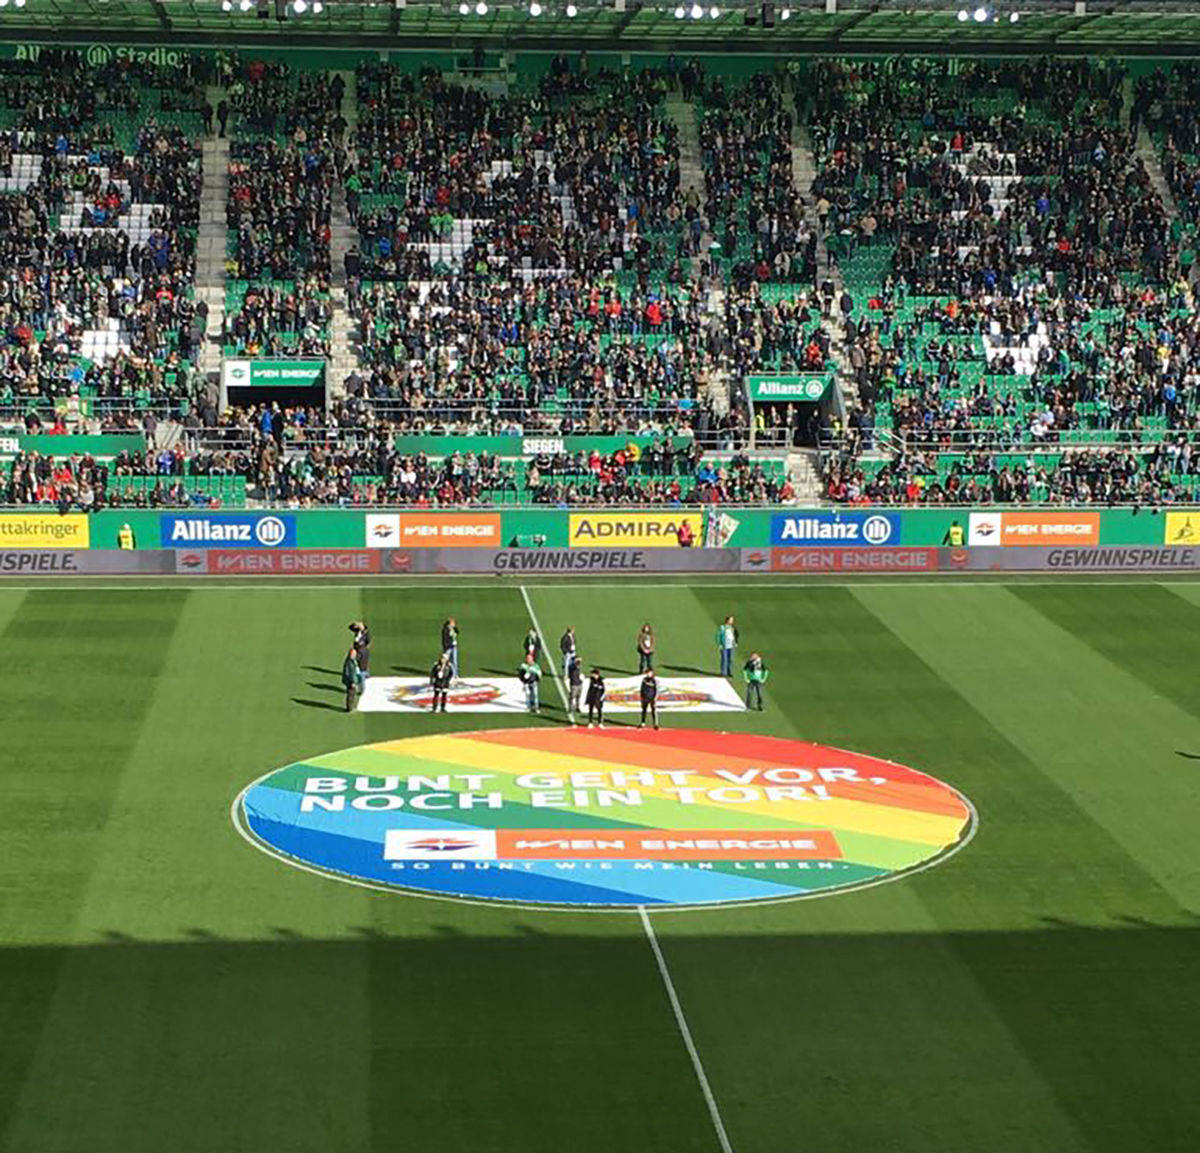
[302,665,341,677]
[0,926,1197,1152]
[291,697,345,713]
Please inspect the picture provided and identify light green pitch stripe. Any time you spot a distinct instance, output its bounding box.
[292,748,943,870]
[0,588,28,625]
[855,584,1200,916]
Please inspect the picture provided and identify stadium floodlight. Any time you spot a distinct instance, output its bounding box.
[458,1,468,11]
[240,0,253,10]
[709,5,719,16]
[1010,10,1019,21]
[475,0,487,12]
[689,2,701,17]
[13,0,22,7]
[957,8,968,19]
[313,0,322,9]
[566,2,577,14]
[674,4,684,14]
[780,6,790,18]
[529,1,541,13]
[293,0,307,12]
[973,6,988,21]
[222,0,232,10]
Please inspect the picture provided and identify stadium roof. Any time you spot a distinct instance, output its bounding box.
[4,0,1200,56]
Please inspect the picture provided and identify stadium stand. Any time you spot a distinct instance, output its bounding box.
[222,61,338,358]
[807,56,1198,504]
[18,51,1200,511]
[0,50,205,423]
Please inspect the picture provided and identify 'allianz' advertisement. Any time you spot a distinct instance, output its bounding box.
[159,514,297,549]
[771,512,901,547]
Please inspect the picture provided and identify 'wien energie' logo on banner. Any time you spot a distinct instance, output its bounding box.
[235,729,976,909]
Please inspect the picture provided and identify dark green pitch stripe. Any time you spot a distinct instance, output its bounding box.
[0,589,189,1141]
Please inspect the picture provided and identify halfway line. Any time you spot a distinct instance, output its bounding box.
[519,584,569,711]
[639,907,735,1153]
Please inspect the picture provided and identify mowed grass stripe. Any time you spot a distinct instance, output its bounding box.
[858,584,1200,916]
[853,584,1200,1153]
[0,589,189,1148]
[635,587,1092,1153]
[1013,584,1200,723]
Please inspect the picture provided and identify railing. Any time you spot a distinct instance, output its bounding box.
[818,426,1200,455]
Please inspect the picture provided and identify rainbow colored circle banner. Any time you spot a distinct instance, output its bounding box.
[235,728,976,908]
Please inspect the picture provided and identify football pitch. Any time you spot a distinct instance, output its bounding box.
[2,575,1199,1152]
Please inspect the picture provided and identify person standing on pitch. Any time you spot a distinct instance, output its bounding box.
[523,625,542,663]
[342,646,364,712]
[586,668,606,728]
[636,622,656,673]
[350,620,371,678]
[559,626,578,682]
[519,653,542,714]
[743,651,769,711]
[715,615,738,677]
[441,617,460,679]
[639,668,660,730]
[566,652,583,721]
[429,653,453,713]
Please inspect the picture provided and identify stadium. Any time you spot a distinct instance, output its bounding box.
[1,1,1199,1150]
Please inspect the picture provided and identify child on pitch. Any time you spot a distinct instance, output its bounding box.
[342,647,364,713]
[429,653,453,713]
[743,651,769,711]
[586,668,606,728]
[567,652,583,722]
[518,652,542,714]
[639,668,660,730]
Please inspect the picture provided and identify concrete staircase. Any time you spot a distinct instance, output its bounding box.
[786,448,825,502]
[786,93,832,276]
[1137,128,1183,221]
[196,125,229,397]
[666,93,711,267]
[786,94,859,414]
[328,70,359,400]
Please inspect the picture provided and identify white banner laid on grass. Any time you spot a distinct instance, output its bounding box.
[357,676,530,713]
[601,676,745,713]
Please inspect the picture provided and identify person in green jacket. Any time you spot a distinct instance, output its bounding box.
[716,615,739,677]
[519,655,542,714]
[743,652,769,711]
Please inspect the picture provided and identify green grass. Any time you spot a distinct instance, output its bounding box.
[1,577,1199,1151]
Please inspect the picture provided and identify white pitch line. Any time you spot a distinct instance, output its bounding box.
[519,583,569,712]
[639,907,735,1153]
